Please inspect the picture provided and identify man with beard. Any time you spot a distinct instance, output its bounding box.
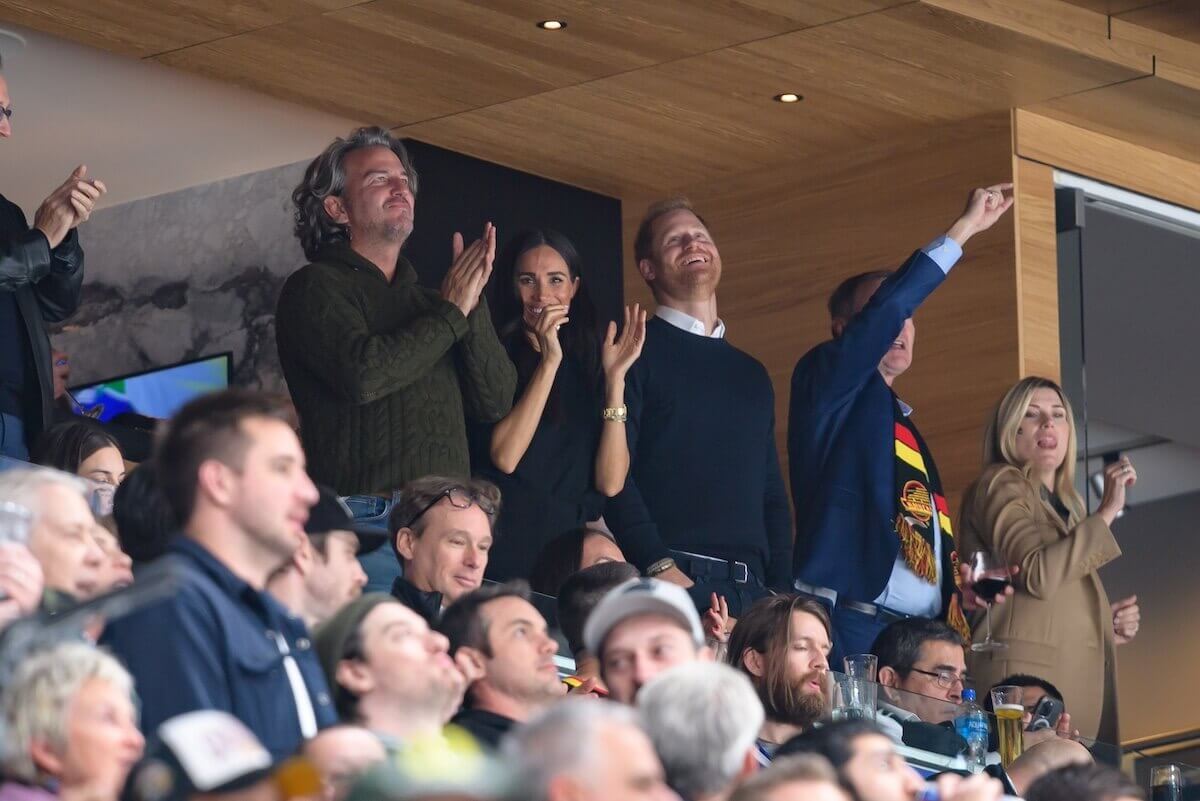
[277,127,515,497]
[728,596,832,764]
[102,390,335,759]
[604,198,791,615]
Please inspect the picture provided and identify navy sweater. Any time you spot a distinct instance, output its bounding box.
[604,316,793,588]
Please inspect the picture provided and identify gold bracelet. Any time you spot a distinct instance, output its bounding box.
[602,405,628,423]
[646,558,675,576]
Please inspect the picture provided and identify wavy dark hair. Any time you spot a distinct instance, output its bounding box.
[292,127,419,261]
[494,229,602,416]
[31,419,122,475]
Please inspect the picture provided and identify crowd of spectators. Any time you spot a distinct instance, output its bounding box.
[0,60,1153,801]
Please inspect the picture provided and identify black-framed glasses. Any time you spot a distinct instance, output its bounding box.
[908,667,970,689]
[400,486,495,530]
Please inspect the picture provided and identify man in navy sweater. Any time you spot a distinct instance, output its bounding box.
[788,185,1014,664]
[604,198,791,616]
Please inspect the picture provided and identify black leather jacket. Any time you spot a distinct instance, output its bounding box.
[0,194,84,446]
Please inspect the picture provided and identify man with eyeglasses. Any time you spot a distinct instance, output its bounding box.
[386,475,500,624]
[0,56,106,460]
[871,617,969,743]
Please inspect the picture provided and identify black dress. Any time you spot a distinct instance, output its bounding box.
[470,337,604,581]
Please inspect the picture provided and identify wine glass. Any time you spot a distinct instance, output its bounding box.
[968,551,1012,652]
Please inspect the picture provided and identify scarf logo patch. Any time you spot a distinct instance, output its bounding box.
[900,480,933,525]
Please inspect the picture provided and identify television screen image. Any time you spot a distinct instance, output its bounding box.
[69,353,232,423]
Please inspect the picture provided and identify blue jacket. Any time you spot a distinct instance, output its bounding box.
[101,538,336,758]
[788,250,954,605]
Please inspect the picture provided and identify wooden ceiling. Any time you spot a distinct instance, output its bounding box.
[1,0,1198,199]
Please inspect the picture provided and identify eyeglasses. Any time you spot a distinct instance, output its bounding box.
[0,106,11,121]
[908,667,970,689]
[400,486,495,530]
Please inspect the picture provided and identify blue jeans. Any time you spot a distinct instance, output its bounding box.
[343,495,400,594]
[0,413,28,461]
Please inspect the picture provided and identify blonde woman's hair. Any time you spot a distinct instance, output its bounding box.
[983,376,1085,523]
[0,642,136,782]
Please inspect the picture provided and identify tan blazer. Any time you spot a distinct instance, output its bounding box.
[958,463,1122,745]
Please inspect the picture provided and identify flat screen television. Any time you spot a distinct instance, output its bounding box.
[68,352,232,423]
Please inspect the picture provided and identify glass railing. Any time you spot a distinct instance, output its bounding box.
[822,670,1128,775]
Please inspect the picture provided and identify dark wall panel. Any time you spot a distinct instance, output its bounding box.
[400,139,624,330]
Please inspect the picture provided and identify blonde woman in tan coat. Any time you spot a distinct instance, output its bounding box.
[958,377,1140,746]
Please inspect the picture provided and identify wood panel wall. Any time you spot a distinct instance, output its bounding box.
[621,113,1022,514]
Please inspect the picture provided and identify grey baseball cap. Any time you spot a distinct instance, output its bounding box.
[582,577,704,656]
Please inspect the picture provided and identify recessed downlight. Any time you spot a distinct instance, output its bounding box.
[774,92,803,103]
[537,20,567,30]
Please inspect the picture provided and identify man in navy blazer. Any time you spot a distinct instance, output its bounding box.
[788,185,1014,665]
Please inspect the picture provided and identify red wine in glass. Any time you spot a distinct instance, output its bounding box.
[969,552,1011,652]
[971,574,1012,603]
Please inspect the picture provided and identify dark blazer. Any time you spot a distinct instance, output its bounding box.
[788,250,955,606]
[0,194,84,447]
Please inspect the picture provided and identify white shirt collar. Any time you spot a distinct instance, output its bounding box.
[655,306,726,338]
[896,397,914,417]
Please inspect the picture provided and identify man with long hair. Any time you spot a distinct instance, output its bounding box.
[277,127,515,496]
[728,595,832,764]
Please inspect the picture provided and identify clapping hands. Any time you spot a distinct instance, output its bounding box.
[34,165,107,248]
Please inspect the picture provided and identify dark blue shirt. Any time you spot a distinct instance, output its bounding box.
[102,538,336,758]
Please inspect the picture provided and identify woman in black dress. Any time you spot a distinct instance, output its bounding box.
[472,229,644,581]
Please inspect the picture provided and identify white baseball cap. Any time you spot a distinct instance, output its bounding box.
[582,577,705,656]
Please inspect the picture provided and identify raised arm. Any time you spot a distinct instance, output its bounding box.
[0,165,103,307]
[603,358,691,587]
[980,467,1122,601]
[594,304,646,496]
[792,184,1014,413]
[453,223,518,422]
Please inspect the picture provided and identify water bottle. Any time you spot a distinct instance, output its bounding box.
[954,688,989,772]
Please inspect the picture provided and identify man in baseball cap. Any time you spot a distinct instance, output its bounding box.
[267,485,385,628]
[582,577,712,704]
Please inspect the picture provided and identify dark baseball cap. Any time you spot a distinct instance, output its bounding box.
[307,485,388,555]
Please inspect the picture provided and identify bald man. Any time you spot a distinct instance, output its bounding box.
[1006,738,1094,796]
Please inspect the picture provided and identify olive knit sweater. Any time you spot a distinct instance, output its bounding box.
[275,244,516,495]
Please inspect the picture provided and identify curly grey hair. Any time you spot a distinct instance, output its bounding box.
[292,126,419,261]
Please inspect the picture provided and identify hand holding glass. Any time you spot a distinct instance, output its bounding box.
[968,551,1012,652]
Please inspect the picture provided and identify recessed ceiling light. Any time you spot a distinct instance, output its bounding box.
[774,93,803,103]
[537,20,566,30]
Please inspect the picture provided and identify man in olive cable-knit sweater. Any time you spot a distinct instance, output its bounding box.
[276,128,516,496]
